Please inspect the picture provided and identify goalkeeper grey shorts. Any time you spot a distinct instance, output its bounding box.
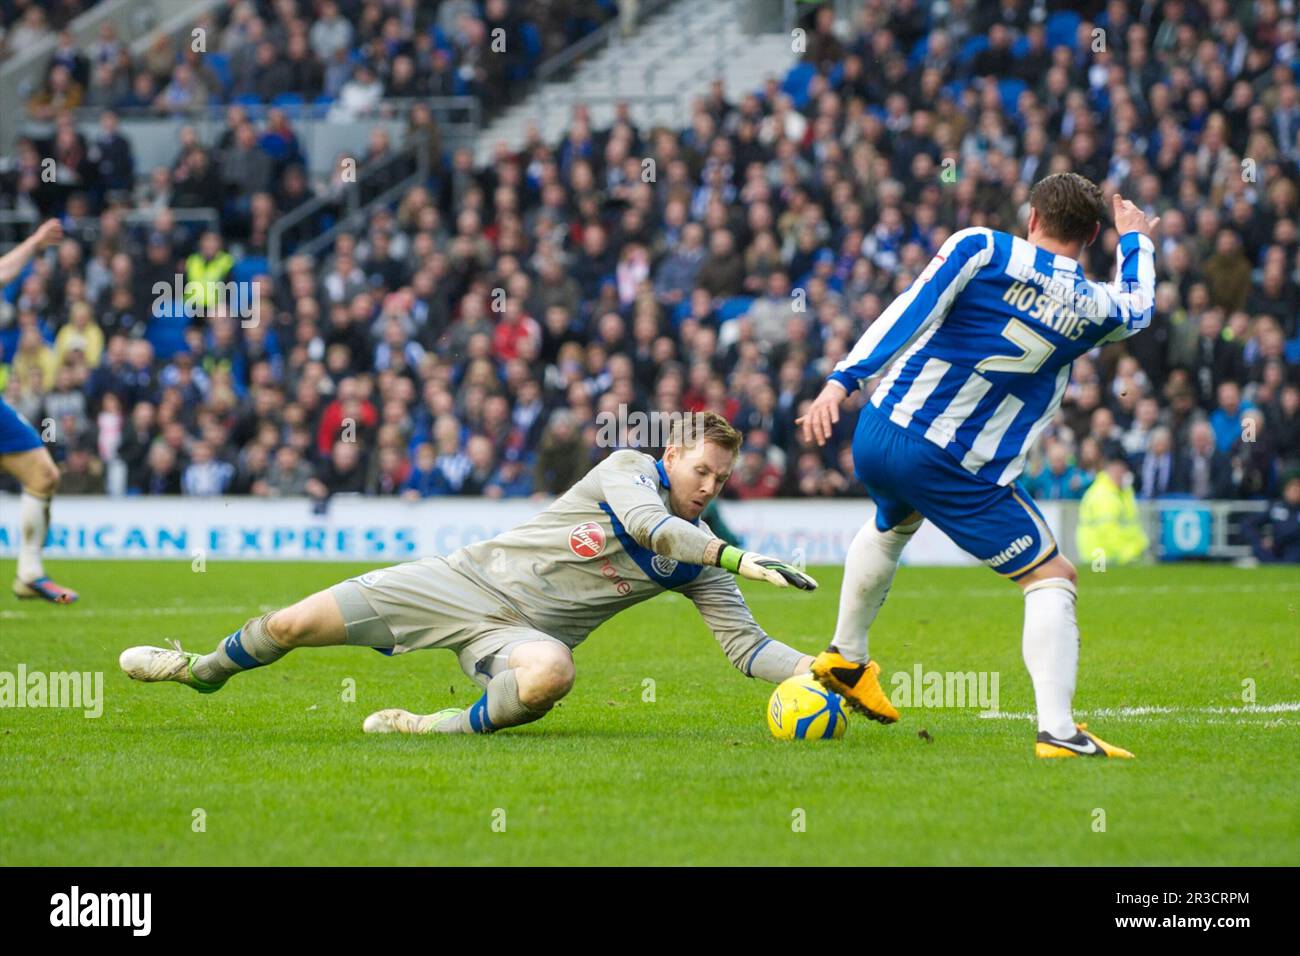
[329,557,567,688]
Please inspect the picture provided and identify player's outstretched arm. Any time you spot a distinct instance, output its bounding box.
[680,571,814,682]
[0,219,61,287]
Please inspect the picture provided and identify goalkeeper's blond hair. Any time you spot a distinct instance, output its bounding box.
[667,411,742,454]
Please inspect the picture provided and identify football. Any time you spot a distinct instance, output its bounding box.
[766,676,849,741]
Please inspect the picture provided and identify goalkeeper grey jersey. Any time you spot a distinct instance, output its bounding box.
[443,450,796,676]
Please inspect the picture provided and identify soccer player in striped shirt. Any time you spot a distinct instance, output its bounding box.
[798,174,1159,758]
[0,219,79,604]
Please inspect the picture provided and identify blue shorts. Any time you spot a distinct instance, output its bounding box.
[852,404,1059,580]
[0,398,43,455]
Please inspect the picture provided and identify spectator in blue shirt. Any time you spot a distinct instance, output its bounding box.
[1209,380,1253,453]
[401,442,450,499]
[484,448,534,498]
[1027,442,1091,501]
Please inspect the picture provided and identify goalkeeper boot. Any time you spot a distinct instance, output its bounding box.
[1036,722,1134,759]
[810,648,899,723]
[118,641,226,694]
[363,707,462,735]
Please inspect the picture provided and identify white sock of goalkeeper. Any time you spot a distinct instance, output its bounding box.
[17,489,51,582]
[436,669,550,734]
[830,518,920,663]
[1021,577,1079,740]
[192,612,290,684]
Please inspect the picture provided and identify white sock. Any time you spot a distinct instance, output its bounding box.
[17,490,50,582]
[1021,577,1079,739]
[830,518,921,663]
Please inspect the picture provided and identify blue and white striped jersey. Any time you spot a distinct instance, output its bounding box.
[830,227,1156,486]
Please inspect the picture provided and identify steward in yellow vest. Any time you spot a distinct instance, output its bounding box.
[184,231,234,313]
[1077,456,1149,566]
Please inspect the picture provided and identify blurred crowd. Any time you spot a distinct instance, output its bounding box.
[14,0,614,117]
[0,0,1298,518]
[0,1,99,61]
[6,0,615,242]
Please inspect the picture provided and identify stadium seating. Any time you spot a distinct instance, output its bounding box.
[0,0,1296,507]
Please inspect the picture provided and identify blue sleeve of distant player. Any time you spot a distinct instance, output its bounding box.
[830,228,995,392]
[3,261,34,303]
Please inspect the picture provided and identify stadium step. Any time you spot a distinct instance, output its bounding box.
[473,0,798,162]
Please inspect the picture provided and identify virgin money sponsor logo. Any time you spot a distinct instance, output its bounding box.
[569,522,606,558]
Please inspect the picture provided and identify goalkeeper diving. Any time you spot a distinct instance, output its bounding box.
[119,413,817,734]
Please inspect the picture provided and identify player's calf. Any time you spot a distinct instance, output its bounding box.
[444,641,573,733]
[1017,555,1085,746]
[377,639,574,736]
[6,447,77,603]
[120,590,349,692]
[187,589,347,683]
[119,612,284,691]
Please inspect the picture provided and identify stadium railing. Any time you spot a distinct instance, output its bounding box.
[0,210,39,252]
[0,0,216,153]
[267,137,432,275]
[1052,500,1273,563]
[484,0,794,160]
[533,0,679,87]
[9,96,480,185]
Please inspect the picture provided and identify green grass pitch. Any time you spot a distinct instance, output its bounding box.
[1,558,1296,866]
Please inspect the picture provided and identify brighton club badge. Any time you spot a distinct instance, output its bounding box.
[568,522,606,559]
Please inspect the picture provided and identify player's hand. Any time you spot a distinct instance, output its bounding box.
[797,380,848,447]
[33,218,62,249]
[718,545,818,591]
[1112,194,1159,238]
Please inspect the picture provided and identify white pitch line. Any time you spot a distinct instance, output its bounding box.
[978,702,1300,720]
[0,604,277,620]
[890,582,1299,600]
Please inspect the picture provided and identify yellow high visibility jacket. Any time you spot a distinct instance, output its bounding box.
[1077,471,1149,566]
[183,251,234,311]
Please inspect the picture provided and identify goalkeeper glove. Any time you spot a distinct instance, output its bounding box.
[716,545,818,590]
